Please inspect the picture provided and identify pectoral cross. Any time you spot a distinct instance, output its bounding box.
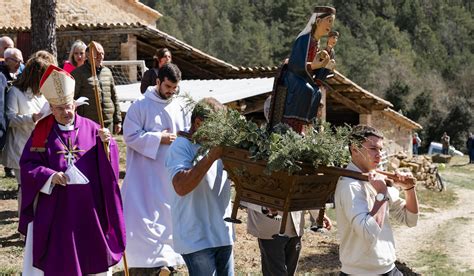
[56,137,85,167]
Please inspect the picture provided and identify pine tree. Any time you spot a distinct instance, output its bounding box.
[31,0,57,57]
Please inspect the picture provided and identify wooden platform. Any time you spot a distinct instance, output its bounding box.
[221,146,368,234]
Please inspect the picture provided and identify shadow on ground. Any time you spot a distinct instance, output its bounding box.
[119,171,126,179]
[298,241,340,273]
[0,210,17,225]
[0,232,23,248]
[0,189,17,200]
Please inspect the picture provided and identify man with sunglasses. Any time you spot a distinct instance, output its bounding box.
[335,125,419,276]
[121,63,189,275]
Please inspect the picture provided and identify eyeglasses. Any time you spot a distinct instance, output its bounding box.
[6,57,23,64]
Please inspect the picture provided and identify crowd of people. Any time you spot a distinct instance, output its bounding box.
[0,6,442,273]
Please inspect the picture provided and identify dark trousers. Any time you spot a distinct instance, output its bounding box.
[340,266,403,276]
[258,236,302,276]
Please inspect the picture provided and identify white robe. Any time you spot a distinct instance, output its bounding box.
[3,86,47,169]
[121,87,190,268]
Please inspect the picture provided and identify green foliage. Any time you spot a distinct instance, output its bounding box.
[384,79,410,113]
[265,122,352,174]
[0,173,18,191]
[407,91,432,122]
[192,109,351,174]
[442,100,473,147]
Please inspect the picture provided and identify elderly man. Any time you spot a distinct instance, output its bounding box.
[0,47,23,178]
[19,65,126,275]
[72,42,121,134]
[0,48,23,82]
[335,125,418,275]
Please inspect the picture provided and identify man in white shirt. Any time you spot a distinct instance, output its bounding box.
[334,125,419,275]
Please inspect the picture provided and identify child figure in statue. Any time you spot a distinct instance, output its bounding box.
[315,30,339,81]
[326,30,339,69]
[276,6,336,133]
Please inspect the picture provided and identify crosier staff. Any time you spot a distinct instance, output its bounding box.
[88,41,130,276]
[87,41,109,156]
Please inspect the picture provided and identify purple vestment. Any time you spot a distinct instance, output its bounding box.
[19,114,126,276]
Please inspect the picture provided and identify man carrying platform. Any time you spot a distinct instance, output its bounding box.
[335,125,419,275]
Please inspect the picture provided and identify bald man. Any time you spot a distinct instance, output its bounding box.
[0,36,14,60]
[1,48,23,82]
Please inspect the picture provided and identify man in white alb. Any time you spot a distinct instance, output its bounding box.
[121,63,189,274]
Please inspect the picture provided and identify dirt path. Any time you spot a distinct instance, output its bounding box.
[394,185,474,271]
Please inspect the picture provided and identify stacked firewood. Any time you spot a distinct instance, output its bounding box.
[387,153,440,190]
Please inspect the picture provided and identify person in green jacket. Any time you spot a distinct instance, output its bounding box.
[71,42,122,134]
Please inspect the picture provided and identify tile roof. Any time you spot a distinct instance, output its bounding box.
[0,0,160,29]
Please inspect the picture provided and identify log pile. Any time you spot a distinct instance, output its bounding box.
[387,153,440,190]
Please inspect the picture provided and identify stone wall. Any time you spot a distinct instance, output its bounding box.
[372,110,413,156]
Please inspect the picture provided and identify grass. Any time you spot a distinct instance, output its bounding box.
[412,216,474,275]
[441,171,474,190]
[0,265,21,275]
[409,155,473,212]
[0,175,18,191]
[416,188,457,210]
[440,156,474,190]
[115,135,127,169]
